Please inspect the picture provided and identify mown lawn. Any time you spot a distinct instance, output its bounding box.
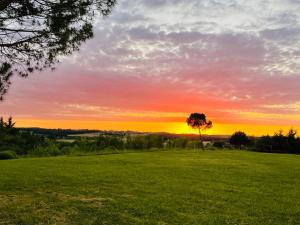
[0,150,300,225]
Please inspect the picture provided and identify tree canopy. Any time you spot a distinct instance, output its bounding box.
[0,0,117,99]
[229,131,249,148]
[187,113,212,140]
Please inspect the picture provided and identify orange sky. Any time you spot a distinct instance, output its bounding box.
[14,118,300,136]
[1,0,300,136]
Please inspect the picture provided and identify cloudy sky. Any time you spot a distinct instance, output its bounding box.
[1,0,300,135]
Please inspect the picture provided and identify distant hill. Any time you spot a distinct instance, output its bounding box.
[19,127,230,141]
[19,128,100,139]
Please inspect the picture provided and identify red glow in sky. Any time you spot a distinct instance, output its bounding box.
[1,0,300,135]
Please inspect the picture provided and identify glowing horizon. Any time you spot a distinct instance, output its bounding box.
[12,118,300,137]
[1,0,300,136]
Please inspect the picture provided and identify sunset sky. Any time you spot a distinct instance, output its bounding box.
[1,0,300,135]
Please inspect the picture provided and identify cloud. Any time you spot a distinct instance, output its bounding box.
[1,0,300,128]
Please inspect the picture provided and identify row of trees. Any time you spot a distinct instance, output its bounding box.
[59,135,207,154]
[187,113,300,154]
[1,116,300,159]
[229,130,300,154]
[0,117,45,158]
[255,130,300,154]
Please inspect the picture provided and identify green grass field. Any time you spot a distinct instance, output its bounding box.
[0,150,300,225]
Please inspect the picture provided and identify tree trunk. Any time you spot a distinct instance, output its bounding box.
[198,128,201,141]
[198,128,203,149]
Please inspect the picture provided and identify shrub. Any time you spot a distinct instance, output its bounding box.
[255,135,273,152]
[254,129,300,154]
[170,138,188,149]
[60,146,75,155]
[213,141,226,148]
[96,136,124,150]
[230,131,249,148]
[29,144,61,157]
[0,151,17,160]
[224,143,235,149]
[148,135,164,149]
[205,145,217,150]
[125,136,148,150]
[186,140,203,149]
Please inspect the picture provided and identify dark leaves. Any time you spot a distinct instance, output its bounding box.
[187,113,213,131]
[0,0,117,99]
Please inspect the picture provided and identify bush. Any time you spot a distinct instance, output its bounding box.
[0,151,17,160]
[205,145,217,150]
[60,146,76,155]
[230,131,249,148]
[213,141,226,148]
[254,129,300,154]
[29,143,61,157]
[186,140,203,149]
[169,138,188,149]
[255,135,273,152]
[96,136,124,150]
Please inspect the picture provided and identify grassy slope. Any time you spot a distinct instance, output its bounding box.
[0,150,300,225]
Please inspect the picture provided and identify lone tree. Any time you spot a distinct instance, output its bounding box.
[187,113,212,142]
[230,131,249,149]
[0,0,117,99]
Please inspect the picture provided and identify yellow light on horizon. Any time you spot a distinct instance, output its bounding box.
[14,118,300,137]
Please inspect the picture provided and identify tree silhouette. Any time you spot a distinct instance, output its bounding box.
[0,0,117,99]
[229,131,249,148]
[0,117,4,128]
[0,116,16,134]
[5,116,15,129]
[187,113,212,142]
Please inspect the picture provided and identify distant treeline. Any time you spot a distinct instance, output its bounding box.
[19,127,229,141]
[27,135,213,157]
[229,130,300,154]
[0,119,223,158]
[255,130,300,154]
[1,117,300,159]
[0,118,44,159]
[19,128,100,139]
